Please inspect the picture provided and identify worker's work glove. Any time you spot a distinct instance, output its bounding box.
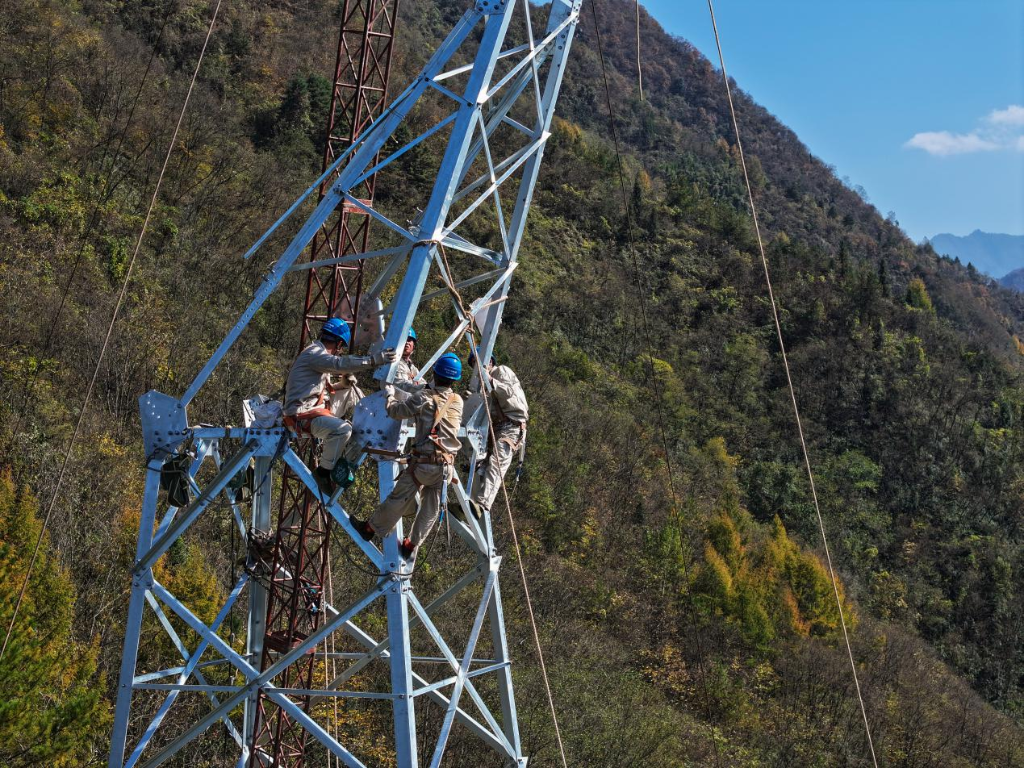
[331,373,358,391]
[372,347,397,366]
[383,384,395,399]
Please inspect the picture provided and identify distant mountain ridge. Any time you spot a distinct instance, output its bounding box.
[999,267,1024,292]
[928,230,1024,279]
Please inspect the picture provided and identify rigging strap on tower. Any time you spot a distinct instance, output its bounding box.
[435,243,570,768]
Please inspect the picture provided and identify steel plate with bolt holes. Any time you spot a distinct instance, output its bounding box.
[350,389,403,457]
[139,390,188,459]
[461,392,487,455]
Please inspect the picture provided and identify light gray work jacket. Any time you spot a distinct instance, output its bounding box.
[284,340,376,415]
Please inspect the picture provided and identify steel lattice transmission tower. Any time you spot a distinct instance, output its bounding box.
[251,1,401,764]
[107,1,582,766]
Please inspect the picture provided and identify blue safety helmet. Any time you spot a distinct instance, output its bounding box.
[321,318,351,346]
[407,327,417,341]
[433,352,462,381]
[468,345,495,367]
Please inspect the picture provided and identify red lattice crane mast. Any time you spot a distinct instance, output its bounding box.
[250,2,401,764]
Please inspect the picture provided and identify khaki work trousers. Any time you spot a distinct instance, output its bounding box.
[369,461,450,547]
[472,421,524,515]
[309,415,352,470]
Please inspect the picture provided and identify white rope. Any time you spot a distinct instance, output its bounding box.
[434,248,570,768]
[704,2,879,765]
[0,0,224,663]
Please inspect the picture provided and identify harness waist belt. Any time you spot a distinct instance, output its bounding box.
[410,452,454,466]
[283,407,333,434]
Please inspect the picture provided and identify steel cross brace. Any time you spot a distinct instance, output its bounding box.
[109,1,582,765]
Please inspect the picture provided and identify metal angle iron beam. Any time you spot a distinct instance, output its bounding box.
[250,1,402,763]
[108,2,583,766]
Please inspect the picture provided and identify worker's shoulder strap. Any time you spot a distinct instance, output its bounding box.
[429,391,458,435]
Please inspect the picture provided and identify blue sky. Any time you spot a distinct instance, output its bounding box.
[639,0,1024,240]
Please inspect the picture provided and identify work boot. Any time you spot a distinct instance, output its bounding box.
[399,537,416,560]
[352,518,375,542]
[468,499,485,521]
[313,466,335,496]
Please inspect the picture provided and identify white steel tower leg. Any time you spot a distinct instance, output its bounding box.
[488,574,523,759]
[108,461,162,768]
[379,460,418,766]
[375,1,518,359]
[475,0,581,362]
[242,456,272,757]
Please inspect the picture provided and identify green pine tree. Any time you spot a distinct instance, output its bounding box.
[0,470,110,766]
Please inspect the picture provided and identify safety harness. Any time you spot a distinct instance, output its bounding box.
[408,390,459,491]
[282,390,333,436]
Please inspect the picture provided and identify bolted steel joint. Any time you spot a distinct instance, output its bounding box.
[475,0,508,14]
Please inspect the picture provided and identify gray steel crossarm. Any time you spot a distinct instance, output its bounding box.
[141,594,244,748]
[337,596,516,759]
[150,582,260,680]
[126,574,249,766]
[408,591,516,757]
[430,571,497,766]
[325,564,487,690]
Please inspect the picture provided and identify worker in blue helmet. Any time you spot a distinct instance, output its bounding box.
[354,352,463,560]
[393,326,420,391]
[284,318,396,495]
[467,345,528,520]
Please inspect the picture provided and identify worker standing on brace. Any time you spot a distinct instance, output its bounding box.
[284,318,396,494]
[468,348,528,520]
[355,352,464,559]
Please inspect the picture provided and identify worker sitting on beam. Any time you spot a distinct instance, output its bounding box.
[354,352,464,560]
[283,317,396,495]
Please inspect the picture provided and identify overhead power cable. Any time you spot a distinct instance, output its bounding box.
[635,0,645,100]
[0,0,224,663]
[703,1,879,765]
[8,9,174,447]
[588,4,724,766]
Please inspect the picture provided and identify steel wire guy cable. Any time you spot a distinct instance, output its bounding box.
[0,0,224,663]
[588,4,725,766]
[704,1,880,765]
[8,10,174,449]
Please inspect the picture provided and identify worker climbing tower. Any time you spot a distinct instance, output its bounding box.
[107,0,582,765]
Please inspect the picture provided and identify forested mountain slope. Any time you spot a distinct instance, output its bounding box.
[1,0,1023,765]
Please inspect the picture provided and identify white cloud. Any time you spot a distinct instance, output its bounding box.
[906,105,1024,156]
[987,105,1024,126]
[904,131,998,156]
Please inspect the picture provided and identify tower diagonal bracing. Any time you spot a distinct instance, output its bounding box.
[107,1,583,766]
